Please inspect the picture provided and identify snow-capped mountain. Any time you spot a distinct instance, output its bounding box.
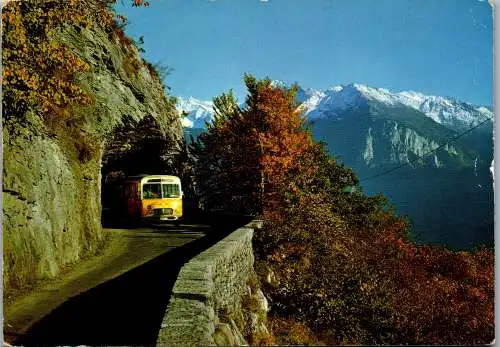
[178,83,492,133]
[300,84,493,249]
[297,83,493,132]
[177,83,493,174]
[177,83,493,249]
[296,87,326,115]
[176,83,493,172]
[177,96,214,128]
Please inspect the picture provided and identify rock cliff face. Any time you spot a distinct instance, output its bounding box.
[3,21,183,292]
[311,104,478,174]
[309,101,493,249]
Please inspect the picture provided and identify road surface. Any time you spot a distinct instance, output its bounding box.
[4,223,210,346]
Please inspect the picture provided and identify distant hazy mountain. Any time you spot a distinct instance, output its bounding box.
[177,83,494,249]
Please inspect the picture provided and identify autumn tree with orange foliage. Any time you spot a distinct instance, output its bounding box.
[373,231,494,344]
[2,0,175,165]
[191,76,494,345]
[242,75,317,220]
[2,0,157,124]
[2,0,112,120]
[191,74,316,217]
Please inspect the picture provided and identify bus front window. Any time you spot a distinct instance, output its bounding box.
[162,184,180,198]
[143,184,161,199]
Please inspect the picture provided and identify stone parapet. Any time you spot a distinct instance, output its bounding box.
[157,225,268,346]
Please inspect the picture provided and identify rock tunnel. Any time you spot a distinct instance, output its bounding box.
[100,115,187,226]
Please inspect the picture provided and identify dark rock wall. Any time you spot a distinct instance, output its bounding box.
[3,23,183,292]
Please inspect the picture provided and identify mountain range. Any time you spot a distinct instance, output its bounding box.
[179,83,492,131]
[177,83,494,249]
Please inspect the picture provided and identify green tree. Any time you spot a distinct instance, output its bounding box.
[189,89,261,213]
[191,75,323,216]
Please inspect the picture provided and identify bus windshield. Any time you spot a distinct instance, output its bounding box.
[143,183,180,199]
[162,183,180,198]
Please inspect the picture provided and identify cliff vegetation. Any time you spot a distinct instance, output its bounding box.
[190,76,494,345]
[3,0,183,295]
[2,1,493,344]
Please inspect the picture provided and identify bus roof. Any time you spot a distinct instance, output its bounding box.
[126,174,181,184]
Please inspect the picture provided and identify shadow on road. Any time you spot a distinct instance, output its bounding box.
[16,215,253,346]
[101,205,207,230]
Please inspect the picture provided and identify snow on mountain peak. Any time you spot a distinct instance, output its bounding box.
[177,96,214,128]
[177,96,212,113]
[329,85,344,92]
[181,116,194,128]
[300,83,492,131]
[177,83,492,132]
[271,79,288,88]
[307,83,400,116]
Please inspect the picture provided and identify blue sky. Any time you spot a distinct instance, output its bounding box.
[115,0,493,106]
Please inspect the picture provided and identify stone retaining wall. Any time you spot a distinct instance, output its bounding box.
[157,222,268,346]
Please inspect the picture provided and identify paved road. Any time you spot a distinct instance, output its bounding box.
[4,223,210,346]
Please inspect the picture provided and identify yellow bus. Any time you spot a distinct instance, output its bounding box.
[124,174,183,224]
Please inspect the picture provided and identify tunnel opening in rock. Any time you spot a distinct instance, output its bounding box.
[100,115,184,227]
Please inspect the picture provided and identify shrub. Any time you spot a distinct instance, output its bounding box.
[267,315,323,345]
[190,75,494,345]
[2,0,116,122]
